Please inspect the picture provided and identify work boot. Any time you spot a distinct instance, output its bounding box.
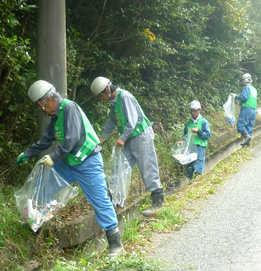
[141,188,164,217]
[245,138,251,146]
[106,227,124,257]
[241,131,251,147]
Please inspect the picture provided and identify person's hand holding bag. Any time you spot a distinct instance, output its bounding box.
[40,155,54,166]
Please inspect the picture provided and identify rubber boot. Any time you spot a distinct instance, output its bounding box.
[245,138,251,146]
[241,131,251,147]
[106,227,124,257]
[141,188,164,217]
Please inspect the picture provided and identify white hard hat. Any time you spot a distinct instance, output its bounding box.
[189,100,201,110]
[241,73,252,84]
[28,80,55,103]
[90,76,111,96]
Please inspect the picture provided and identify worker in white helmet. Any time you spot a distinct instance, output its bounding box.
[183,100,210,179]
[90,76,164,217]
[231,73,257,147]
[16,80,123,257]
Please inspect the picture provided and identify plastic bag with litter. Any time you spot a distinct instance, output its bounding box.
[223,94,236,127]
[104,146,132,208]
[172,132,198,165]
[256,108,261,117]
[15,161,79,232]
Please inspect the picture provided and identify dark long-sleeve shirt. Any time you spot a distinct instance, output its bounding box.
[25,98,100,163]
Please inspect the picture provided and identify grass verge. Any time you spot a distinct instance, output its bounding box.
[0,114,256,270]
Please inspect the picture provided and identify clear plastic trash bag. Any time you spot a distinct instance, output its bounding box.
[104,146,132,208]
[172,132,198,165]
[256,108,261,117]
[15,161,79,232]
[223,94,236,127]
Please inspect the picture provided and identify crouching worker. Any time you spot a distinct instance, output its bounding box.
[231,73,257,147]
[16,80,124,257]
[183,100,210,179]
[90,76,164,217]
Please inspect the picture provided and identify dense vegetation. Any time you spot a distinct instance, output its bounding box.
[1,0,261,173]
[1,0,261,269]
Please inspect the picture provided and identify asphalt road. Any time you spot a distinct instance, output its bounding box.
[147,142,261,271]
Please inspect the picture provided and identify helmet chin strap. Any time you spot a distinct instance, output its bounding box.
[107,88,114,101]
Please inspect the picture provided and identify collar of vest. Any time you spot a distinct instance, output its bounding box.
[110,88,122,106]
[55,97,64,116]
[191,114,202,123]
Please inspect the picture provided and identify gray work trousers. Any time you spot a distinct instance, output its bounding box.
[122,127,161,191]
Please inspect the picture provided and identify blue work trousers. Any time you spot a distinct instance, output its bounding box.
[187,145,206,179]
[54,153,118,231]
[237,107,257,136]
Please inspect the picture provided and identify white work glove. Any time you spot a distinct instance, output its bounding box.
[40,155,54,166]
[231,93,236,98]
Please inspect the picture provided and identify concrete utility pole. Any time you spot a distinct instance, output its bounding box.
[36,0,67,137]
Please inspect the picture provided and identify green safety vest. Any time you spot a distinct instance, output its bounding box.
[187,117,208,147]
[54,99,100,166]
[114,89,151,138]
[240,85,257,109]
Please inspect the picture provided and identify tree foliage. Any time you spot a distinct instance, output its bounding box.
[65,0,260,131]
[0,0,261,172]
[0,0,37,168]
